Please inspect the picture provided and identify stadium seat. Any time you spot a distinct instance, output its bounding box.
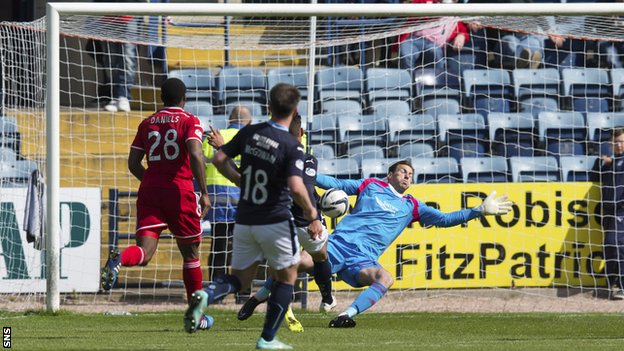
[169,68,214,102]
[586,112,624,155]
[0,158,34,187]
[488,112,534,157]
[315,66,363,103]
[370,100,411,118]
[0,116,20,153]
[348,144,385,167]
[611,68,624,110]
[518,96,559,119]
[317,158,360,179]
[537,111,587,157]
[460,156,509,183]
[321,99,362,115]
[561,68,611,113]
[387,114,436,147]
[422,98,461,118]
[463,69,513,117]
[411,157,461,184]
[512,68,560,102]
[308,113,339,144]
[267,66,309,99]
[200,114,229,130]
[225,101,264,119]
[365,67,412,102]
[216,66,267,106]
[445,52,480,90]
[437,113,488,161]
[559,155,599,182]
[337,114,387,147]
[0,146,17,162]
[414,68,461,102]
[310,144,335,160]
[361,158,404,179]
[398,143,435,159]
[298,100,310,118]
[185,100,213,118]
[509,156,560,182]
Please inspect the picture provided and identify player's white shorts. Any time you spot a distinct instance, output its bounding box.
[231,220,300,271]
[296,224,328,253]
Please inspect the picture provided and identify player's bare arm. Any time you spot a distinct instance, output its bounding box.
[128,147,146,181]
[188,138,211,218]
[213,149,241,187]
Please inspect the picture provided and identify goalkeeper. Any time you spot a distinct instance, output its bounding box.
[238,159,513,328]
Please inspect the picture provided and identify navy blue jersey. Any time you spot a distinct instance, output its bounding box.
[220,120,305,225]
[291,151,321,227]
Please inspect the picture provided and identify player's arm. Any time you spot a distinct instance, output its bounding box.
[188,138,211,218]
[213,150,241,187]
[417,191,513,227]
[315,174,362,195]
[128,147,145,181]
[289,175,323,238]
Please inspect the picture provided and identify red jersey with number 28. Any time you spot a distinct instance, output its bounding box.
[130,106,204,192]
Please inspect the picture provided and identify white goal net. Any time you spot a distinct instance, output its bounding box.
[1,2,624,313]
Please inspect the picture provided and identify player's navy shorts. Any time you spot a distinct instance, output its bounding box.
[326,236,381,288]
[136,187,202,244]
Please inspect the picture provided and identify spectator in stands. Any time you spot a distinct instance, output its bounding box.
[101,0,140,113]
[398,0,472,74]
[202,106,252,302]
[590,128,624,300]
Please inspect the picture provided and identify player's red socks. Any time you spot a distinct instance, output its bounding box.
[183,258,203,302]
[121,246,145,266]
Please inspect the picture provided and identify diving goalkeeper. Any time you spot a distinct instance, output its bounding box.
[238,159,513,328]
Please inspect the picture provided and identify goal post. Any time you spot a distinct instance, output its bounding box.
[2,1,624,313]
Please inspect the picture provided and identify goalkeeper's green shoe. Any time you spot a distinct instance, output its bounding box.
[100,249,121,291]
[256,337,293,350]
[184,290,208,333]
[285,306,303,333]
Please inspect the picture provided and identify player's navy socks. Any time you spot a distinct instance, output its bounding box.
[206,274,242,304]
[313,259,333,303]
[261,281,293,342]
[349,281,387,316]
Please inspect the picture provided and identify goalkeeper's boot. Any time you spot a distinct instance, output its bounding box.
[319,295,337,314]
[328,314,356,328]
[184,290,209,333]
[256,337,293,350]
[285,306,304,333]
[100,249,121,291]
[238,296,266,321]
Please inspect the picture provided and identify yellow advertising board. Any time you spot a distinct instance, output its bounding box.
[319,182,607,290]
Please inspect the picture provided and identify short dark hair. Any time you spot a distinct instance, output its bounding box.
[269,83,300,119]
[289,113,302,138]
[613,128,624,140]
[388,159,413,174]
[161,78,186,106]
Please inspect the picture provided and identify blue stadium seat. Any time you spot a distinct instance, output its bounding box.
[414,68,461,102]
[611,68,624,110]
[562,68,611,113]
[217,66,267,106]
[411,157,461,184]
[267,67,309,100]
[169,68,214,102]
[559,155,599,182]
[200,114,228,130]
[310,144,335,160]
[512,68,560,102]
[537,111,587,157]
[317,158,360,179]
[365,68,411,102]
[463,69,513,117]
[488,112,535,157]
[361,158,403,179]
[586,112,624,155]
[0,146,17,162]
[370,100,411,117]
[348,144,385,167]
[387,114,436,147]
[185,100,213,118]
[315,66,363,103]
[445,52,480,91]
[398,143,435,159]
[518,96,559,119]
[509,156,560,182]
[225,101,264,119]
[0,116,19,153]
[460,156,509,183]
[308,113,339,144]
[321,99,362,115]
[422,98,461,118]
[338,115,387,147]
[438,113,488,161]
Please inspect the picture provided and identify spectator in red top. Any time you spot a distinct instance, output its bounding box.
[398,0,470,73]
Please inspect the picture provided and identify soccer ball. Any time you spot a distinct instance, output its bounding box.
[319,188,349,218]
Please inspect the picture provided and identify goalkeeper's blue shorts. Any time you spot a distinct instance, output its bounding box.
[326,237,381,288]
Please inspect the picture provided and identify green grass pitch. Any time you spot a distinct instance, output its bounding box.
[3,309,624,350]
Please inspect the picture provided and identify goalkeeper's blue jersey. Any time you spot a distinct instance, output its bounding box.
[316,175,482,262]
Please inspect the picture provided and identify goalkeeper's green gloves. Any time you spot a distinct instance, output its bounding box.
[478,191,513,216]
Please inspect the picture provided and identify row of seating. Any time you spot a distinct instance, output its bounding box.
[171,65,624,114]
[0,147,37,187]
[318,156,598,184]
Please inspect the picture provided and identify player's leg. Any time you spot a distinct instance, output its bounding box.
[329,264,392,328]
[297,225,335,312]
